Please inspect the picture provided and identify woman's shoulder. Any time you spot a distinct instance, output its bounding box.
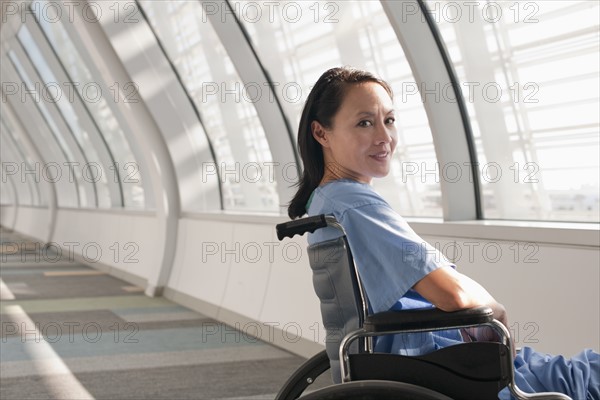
[307,179,393,244]
[314,179,389,211]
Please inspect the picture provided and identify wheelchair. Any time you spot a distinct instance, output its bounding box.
[274,215,572,400]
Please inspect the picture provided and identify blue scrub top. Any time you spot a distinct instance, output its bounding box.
[305,179,599,398]
[306,179,464,355]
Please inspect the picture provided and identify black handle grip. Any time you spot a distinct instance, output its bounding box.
[276,215,328,241]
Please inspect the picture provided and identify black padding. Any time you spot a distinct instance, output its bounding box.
[276,215,328,240]
[349,342,512,400]
[298,380,453,400]
[308,236,363,383]
[364,306,493,332]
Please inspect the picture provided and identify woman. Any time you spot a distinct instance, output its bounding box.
[288,66,599,399]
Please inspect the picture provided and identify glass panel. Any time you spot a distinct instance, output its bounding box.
[8,49,81,208]
[34,0,146,209]
[0,118,43,206]
[17,24,112,208]
[425,1,599,222]
[140,0,281,212]
[1,130,33,206]
[0,158,15,205]
[233,0,442,217]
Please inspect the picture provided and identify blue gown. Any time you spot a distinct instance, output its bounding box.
[306,179,599,399]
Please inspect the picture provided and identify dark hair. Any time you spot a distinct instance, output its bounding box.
[287,66,393,219]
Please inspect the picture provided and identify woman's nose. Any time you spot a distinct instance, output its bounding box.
[375,123,394,144]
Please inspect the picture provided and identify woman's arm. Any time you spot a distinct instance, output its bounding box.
[412,266,509,330]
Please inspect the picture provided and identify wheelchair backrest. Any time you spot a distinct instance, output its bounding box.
[307,235,365,383]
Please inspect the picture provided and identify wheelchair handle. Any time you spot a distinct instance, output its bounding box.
[276,215,328,240]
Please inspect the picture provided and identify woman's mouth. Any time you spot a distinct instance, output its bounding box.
[370,151,389,160]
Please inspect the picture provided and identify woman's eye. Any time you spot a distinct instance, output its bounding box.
[358,120,373,127]
[386,117,396,125]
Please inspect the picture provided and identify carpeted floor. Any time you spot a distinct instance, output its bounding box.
[0,228,330,399]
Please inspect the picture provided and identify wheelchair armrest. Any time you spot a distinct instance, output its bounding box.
[363,306,493,333]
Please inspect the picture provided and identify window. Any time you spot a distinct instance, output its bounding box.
[18,24,113,208]
[8,49,82,207]
[141,0,280,212]
[234,0,443,217]
[34,0,146,209]
[1,127,34,205]
[426,0,599,222]
[0,117,43,206]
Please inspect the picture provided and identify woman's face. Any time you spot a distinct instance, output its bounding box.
[312,82,397,184]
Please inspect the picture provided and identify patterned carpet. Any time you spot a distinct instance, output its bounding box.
[0,227,330,399]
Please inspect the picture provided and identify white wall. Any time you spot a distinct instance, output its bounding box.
[165,215,324,356]
[2,205,598,359]
[1,205,160,288]
[425,235,599,357]
[167,214,600,358]
[0,204,17,230]
[11,206,50,239]
[51,209,160,286]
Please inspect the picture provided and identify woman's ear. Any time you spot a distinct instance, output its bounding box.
[311,121,330,148]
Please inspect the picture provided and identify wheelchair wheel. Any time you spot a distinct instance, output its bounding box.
[296,380,453,400]
[275,350,331,400]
